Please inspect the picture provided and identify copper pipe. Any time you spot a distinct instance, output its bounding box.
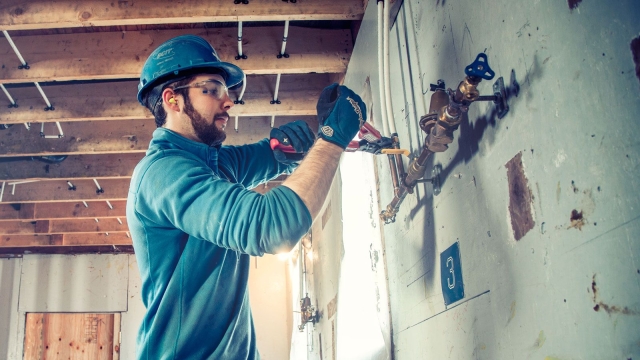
[380,142,433,224]
[387,154,400,197]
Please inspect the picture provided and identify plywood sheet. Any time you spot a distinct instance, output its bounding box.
[23,313,115,360]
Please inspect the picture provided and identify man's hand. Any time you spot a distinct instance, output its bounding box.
[316,83,367,149]
[270,120,316,164]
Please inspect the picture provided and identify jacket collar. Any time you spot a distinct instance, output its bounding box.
[148,127,219,164]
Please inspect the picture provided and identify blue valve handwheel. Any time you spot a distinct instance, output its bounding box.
[465,53,495,80]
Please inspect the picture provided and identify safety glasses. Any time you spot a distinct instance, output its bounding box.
[172,79,229,100]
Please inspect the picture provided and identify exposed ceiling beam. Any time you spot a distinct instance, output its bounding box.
[0,116,317,157]
[0,27,351,83]
[0,201,126,221]
[0,218,129,235]
[1,75,328,124]
[0,245,134,255]
[0,153,144,181]
[0,1,364,31]
[0,233,132,247]
[0,178,130,203]
[0,176,286,203]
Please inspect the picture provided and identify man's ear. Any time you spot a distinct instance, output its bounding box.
[162,88,179,111]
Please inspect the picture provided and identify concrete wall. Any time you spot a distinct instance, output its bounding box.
[341,0,640,359]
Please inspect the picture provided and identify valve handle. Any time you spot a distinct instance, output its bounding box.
[465,53,495,80]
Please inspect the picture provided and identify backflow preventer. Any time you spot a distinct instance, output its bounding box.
[379,53,514,224]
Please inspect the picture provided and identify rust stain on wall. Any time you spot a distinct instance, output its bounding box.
[568,209,585,230]
[590,274,640,316]
[568,0,582,11]
[631,36,640,84]
[505,152,535,240]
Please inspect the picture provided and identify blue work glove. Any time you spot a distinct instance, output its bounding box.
[316,83,366,149]
[270,120,316,164]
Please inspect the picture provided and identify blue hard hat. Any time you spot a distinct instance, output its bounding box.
[137,35,244,104]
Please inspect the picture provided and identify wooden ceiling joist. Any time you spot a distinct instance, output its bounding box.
[1,233,132,247]
[0,153,144,181]
[0,201,127,221]
[0,1,365,31]
[0,178,130,203]
[0,218,129,235]
[0,74,329,125]
[0,175,286,203]
[0,27,351,84]
[0,116,317,157]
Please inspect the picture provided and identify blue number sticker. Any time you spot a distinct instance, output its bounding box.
[440,241,464,305]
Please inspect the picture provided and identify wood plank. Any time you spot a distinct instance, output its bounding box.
[0,154,144,181]
[0,244,134,255]
[1,233,131,247]
[0,203,34,220]
[0,116,317,156]
[113,313,121,360]
[1,234,62,246]
[0,119,152,157]
[0,220,36,235]
[0,218,129,234]
[0,1,364,31]
[0,179,130,203]
[23,313,45,360]
[0,27,351,83]
[0,201,126,221]
[0,74,330,124]
[63,233,132,246]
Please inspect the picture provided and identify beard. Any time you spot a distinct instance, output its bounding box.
[183,95,227,147]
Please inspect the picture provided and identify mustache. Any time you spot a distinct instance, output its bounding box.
[213,111,230,120]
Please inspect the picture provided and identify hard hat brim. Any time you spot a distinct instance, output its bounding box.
[137,61,244,104]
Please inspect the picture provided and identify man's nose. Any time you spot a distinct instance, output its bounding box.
[221,93,233,111]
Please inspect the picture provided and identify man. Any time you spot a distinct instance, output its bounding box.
[127,35,366,359]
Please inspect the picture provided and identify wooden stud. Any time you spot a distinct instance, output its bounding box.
[63,233,132,246]
[0,203,35,220]
[1,75,330,125]
[0,27,351,83]
[0,154,143,181]
[0,179,130,203]
[0,116,317,157]
[0,1,364,31]
[34,220,50,234]
[0,201,125,221]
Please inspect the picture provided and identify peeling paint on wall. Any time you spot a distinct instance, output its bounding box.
[505,152,535,241]
[567,0,582,11]
[631,36,640,84]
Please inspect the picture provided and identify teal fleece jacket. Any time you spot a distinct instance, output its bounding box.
[127,128,312,360]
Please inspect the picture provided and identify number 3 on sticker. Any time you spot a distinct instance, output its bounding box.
[446,256,455,289]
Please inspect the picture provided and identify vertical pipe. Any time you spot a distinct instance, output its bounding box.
[383,0,396,135]
[377,1,389,137]
[271,115,276,128]
[234,115,239,132]
[237,21,243,57]
[273,73,281,102]
[238,74,247,100]
[280,20,290,56]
